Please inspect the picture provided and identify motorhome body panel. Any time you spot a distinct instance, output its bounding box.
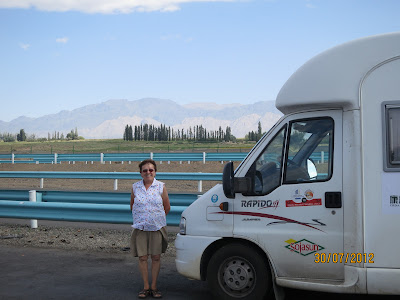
[362,58,400,272]
[276,32,400,115]
[342,110,364,264]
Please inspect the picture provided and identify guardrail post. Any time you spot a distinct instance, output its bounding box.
[29,190,38,229]
[114,179,118,190]
[40,178,44,189]
[150,152,153,160]
[100,153,104,164]
[11,153,14,164]
[54,153,58,164]
[321,151,325,164]
[198,173,202,193]
[203,152,206,164]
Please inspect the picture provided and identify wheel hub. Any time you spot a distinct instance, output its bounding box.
[222,258,254,292]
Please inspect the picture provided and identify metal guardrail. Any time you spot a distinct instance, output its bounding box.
[0,151,330,164]
[0,189,199,226]
[0,171,222,181]
[0,200,185,225]
[0,190,199,206]
[0,171,222,192]
[0,152,247,164]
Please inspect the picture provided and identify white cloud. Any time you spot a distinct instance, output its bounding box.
[305,0,316,8]
[19,43,31,50]
[56,37,69,43]
[0,0,235,14]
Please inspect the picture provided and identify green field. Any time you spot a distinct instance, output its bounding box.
[0,139,256,154]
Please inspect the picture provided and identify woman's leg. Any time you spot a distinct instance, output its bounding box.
[138,255,150,290]
[150,254,161,290]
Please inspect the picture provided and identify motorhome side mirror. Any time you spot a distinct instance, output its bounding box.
[223,162,252,199]
[234,177,252,194]
[223,162,235,198]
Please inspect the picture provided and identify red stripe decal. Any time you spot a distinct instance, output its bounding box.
[219,211,325,232]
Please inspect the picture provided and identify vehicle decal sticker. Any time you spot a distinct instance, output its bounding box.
[286,198,322,207]
[382,172,400,214]
[286,188,322,207]
[211,194,218,203]
[241,199,279,209]
[284,238,325,256]
[267,218,326,228]
[218,211,326,232]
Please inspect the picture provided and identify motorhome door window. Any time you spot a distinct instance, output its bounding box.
[284,118,334,183]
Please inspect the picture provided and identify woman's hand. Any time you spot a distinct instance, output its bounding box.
[130,187,135,211]
[162,186,170,215]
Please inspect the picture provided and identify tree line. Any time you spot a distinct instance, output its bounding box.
[246,121,264,141]
[0,129,31,142]
[1,122,266,143]
[123,124,236,142]
[0,128,82,142]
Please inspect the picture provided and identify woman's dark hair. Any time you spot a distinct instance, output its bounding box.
[138,159,157,172]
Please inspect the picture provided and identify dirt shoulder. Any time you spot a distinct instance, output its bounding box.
[0,219,179,257]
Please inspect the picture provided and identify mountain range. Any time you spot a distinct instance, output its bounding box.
[0,98,282,139]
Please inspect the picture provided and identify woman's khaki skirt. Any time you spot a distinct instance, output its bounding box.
[130,227,168,257]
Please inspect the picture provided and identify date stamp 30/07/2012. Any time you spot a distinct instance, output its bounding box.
[314,253,374,264]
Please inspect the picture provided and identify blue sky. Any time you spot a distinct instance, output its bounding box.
[1,0,399,122]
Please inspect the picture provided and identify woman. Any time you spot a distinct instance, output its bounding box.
[130,159,170,299]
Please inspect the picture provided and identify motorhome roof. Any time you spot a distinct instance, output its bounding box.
[276,32,400,115]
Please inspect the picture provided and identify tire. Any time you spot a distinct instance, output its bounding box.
[207,243,272,300]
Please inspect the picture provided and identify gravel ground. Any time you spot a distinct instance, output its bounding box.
[0,220,179,257]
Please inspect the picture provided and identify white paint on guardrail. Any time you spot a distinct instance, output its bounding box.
[198,172,202,193]
[29,190,38,229]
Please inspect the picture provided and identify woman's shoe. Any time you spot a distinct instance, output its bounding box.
[151,289,162,298]
[138,289,151,299]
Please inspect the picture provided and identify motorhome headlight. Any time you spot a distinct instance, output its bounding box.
[179,217,186,235]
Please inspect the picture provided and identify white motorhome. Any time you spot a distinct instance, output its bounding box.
[175,32,400,299]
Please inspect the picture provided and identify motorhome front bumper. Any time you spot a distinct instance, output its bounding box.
[175,233,221,281]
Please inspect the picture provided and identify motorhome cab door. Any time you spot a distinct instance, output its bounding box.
[233,109,344,280]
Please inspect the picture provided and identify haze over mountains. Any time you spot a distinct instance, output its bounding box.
[0,98,282,139]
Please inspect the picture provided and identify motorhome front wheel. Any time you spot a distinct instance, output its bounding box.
[206,243,272,300]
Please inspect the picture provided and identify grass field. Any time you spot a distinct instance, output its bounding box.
[0,139,256,154]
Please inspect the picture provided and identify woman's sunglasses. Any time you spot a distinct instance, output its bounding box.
[142,169,155,173]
